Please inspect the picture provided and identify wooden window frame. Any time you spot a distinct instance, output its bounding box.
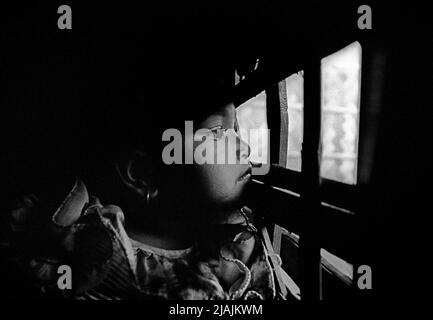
[234,36,384,300]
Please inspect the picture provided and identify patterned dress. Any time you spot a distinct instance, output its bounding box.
[0,180,298,300]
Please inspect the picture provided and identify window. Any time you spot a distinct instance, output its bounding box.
[320,42,362,184]
[278,42,362,185]
[237,41,364,300]
[236,91,268,164]
[265,42,363,300]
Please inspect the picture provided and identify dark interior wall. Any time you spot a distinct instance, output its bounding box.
[0,3,117,204]
[0,2,258,201]
[367,14,433,298]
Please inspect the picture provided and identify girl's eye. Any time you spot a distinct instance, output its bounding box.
[208,125,226,140]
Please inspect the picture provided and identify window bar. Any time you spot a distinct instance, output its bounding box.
[272,224,283,255]
[277,80,289,167]
[265,79,289,167]
[298,55,323,301]
[266,84,283,165]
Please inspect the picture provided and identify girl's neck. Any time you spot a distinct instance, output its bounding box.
[125,206,193,251]
[124,202,246,251]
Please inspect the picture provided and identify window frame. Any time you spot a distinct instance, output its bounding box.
[234,37,384,300]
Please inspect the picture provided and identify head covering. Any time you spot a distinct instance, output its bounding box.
[108,47,236,154]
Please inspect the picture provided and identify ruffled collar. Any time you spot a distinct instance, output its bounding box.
[130,206,276,300]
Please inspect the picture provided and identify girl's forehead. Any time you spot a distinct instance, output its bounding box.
[196,103,235,128]
[206,103,236,120]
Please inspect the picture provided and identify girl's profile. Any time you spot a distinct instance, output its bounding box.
[0,51,295,301]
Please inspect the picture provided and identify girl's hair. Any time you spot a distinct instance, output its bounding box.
[109,54,235,157]
[72,52,235,208]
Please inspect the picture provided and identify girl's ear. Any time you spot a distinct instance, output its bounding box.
[115,149,158,200]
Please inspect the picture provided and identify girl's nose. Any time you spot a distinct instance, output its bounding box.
[238,136,251,162]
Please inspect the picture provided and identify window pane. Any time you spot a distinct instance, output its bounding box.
[285,73,304,171]
[236,91,268,164]
[320,42,361,184]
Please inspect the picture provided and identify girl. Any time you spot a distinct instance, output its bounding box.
[1,59,296,301]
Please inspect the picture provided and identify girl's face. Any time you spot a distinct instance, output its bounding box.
[188,102,252,208]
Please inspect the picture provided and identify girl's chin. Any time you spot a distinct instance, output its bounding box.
[213,192,247,211]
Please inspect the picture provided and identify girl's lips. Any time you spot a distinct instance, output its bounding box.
[238,173,252,182]
[237,167,252,182]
